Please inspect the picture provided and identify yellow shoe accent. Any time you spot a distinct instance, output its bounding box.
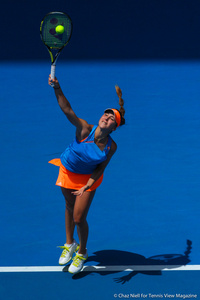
[68,252,88,274]
[58,241,79,265]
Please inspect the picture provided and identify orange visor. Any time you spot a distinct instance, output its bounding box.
[104,108,121,127]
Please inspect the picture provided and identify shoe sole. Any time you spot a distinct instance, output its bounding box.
[59,258,72,265]
[68,267,84,274]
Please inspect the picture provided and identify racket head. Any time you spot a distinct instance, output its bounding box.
[40,11,73,51]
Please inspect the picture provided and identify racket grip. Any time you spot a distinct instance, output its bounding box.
[51,65,56,80]
[50,65,56,87]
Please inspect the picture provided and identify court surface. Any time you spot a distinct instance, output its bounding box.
[0,61,200,299]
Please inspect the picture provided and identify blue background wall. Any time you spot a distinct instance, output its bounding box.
[3,0,200,60]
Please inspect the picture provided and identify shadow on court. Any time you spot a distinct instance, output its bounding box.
[63,240,192,284]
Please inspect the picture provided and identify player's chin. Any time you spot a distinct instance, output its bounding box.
[99,123,109,130]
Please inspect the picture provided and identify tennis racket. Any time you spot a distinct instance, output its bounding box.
[40,11,73,85]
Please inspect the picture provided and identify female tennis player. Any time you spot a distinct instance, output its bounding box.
[48,75,125,274]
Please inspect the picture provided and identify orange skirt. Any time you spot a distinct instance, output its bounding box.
[48,158,103,191]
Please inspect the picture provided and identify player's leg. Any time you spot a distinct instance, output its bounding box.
[68,190,96,273]
[61,187,76,244]
[58,187,78,265]
[73,190,96,254]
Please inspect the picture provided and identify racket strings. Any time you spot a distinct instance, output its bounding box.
[41,13,72,49]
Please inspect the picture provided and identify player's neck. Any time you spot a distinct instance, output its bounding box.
[95,126,109,143]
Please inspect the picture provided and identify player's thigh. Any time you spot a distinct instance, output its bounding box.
[73,190,96,223]
[61,187,76,210]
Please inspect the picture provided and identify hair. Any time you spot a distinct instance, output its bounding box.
[115,85,125,126]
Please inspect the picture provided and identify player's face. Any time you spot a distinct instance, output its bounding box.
[99,112,117,131]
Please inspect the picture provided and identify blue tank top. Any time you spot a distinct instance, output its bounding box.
[60,125,112,174]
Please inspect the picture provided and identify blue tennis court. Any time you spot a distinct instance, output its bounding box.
[0,61,200,299]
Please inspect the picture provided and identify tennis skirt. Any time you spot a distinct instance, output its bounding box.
[48,158,103,191]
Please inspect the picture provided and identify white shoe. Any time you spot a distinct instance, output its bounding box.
[68,252,88,274]
[58,240,79,265]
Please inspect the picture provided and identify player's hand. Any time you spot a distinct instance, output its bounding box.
[71,186,88,197]
[48,75,60,89]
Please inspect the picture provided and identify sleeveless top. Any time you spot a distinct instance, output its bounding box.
[60,125,112,174]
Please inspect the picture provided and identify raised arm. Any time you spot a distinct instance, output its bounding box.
[49,76,92,139]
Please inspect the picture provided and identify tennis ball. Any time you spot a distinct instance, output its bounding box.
[55,25,64,34]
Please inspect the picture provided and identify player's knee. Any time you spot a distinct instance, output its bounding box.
[73,214,85,225]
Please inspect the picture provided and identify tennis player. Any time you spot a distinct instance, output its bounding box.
[48,75,125,274]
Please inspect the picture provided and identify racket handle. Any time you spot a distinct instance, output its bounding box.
[51,65,56,80]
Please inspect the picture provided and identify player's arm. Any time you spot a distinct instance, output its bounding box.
[49,76,91,137]
[72,140,117,196]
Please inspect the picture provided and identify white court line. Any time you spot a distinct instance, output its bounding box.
[0,265,200,272]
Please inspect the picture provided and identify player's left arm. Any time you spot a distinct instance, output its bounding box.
[72,140,117,196]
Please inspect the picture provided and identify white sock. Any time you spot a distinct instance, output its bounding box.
[65,239,76,247]
[78,251,88,258]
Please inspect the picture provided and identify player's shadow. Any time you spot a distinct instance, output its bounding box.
[63,239,192,284]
